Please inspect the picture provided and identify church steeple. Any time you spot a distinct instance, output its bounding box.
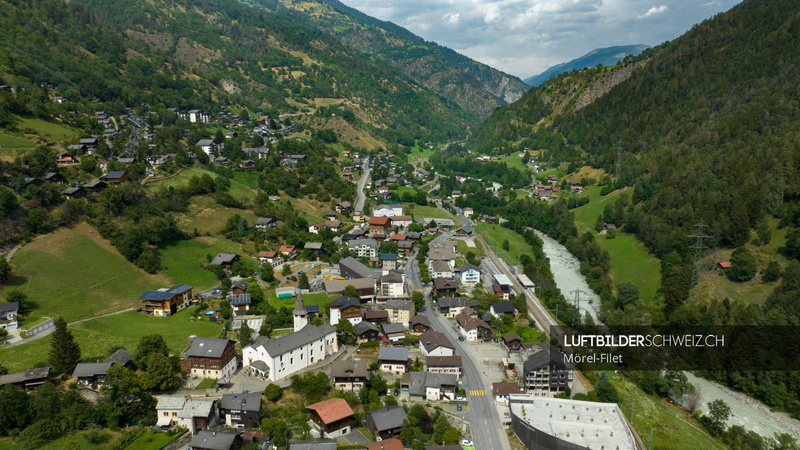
[293,291,308,332]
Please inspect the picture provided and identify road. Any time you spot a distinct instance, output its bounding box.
[354,159,371,212]
[422,294,511,450]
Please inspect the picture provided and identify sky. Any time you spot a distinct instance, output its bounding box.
[336,0,742,79]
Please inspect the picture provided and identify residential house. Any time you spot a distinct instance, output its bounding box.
[180,338,237,381]
[493,283,512,300]
[43,172,65,184]
[570,185,583,194]
[363,438,404,450]
[211,253,240,268]
[188,430,242,450]
[83,179,106,193]
[456,263,481,285]
[354,321,381,344]
[214,156,229,165]
[257,251,282,266]
[455,312,492,342]
[490,302,516,318]
[324,220,343,233]
[378,347,409,374]
[406,372,457,401]
[353,211,364,222]
[330,358,370,391]
[156,396,217,434]
[368,216,392,234]
[437,297,467,318]
[409,315,431,334]
[391,215,412,228]
[348,239,379,258]
[72,363,112,390]
[385,299,414,325]
[324,278,376,302]
[365,406,407,441]
[522,344,572,397]
[454,226,473,237]
[451,190,462,199]
[196,139,218,156]
[463,207,474,218]
[309,222,326,234]
[254,217,278,231]
[304,242,323,259]
[231,282,249,295]
[381,323,406,344]
[61,186,85,200]
[398,240,413,257]
[0,368,51,391]
[56,152,78,165]
[0,302,19,330]
[432,277,459,297]
[419,330,454,357]
[339,256,379,280]
[503,333,522,350]
[425,356,462,380]
[139,284,193,317]
[242,323,338,381]
[380,253,398,271]
[364,310,388,325]
[329,296,363,326]
[307,398,357,438]
[279,245,296,257]
[336,201,352,215]
[493,382,522,404]
[230,294,252,313]
[406,232,422,242]
[429,260,454,279]
[103,171,128,185]
[376,186,389,198]
[219,392,262,429]
[428,250,457,273]
[372,204,404,218]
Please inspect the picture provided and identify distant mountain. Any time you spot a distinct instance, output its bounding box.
[524,45,650,86]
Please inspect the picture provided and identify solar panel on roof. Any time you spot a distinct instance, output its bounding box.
[306,304,320,313]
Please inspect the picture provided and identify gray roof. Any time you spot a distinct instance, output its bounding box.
[62,187,83,195]
[254,217,275,225]
[437,297,467,308]
[330,358,369,378]
[354,321,379,335]
[293,294,307,315]
[71,362,111,378]
[251,360,269,373]
[329,296,361,310]
[381,323,406,335]
[104,349,133,366]
[491,302,516,314]
[339,256,379,279]
[398,240,413,249]
[83,179,105,188]
[385,300,413,311]
[366,406,408,432]
[430,260,452,273]
[348,238,378,249]
[305,242,323,250]
[230,294,252,306]
[0,301,19,312]
[0,367,51,386]
[252,324,336,357]
[381,271,404,284]
[196,139,216,146]
[184,338,232,359]
[458,263,480,272]
[408,372,458,396]
[380,253,397,261]
[523,344,569,373]
[169,284,193,294]
[378,347,409,361]
[426,355,462,367]
[156,395,188,410]
[105,171,126,179]
[189,430,240,450]
[289,440,337,450]
[211,253,239,265]
[219,392,262,413]
[178,398,216,419]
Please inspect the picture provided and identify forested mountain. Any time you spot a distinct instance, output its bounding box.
[0,0,477,146]
[258,0,529,119]
[523,45,650,86]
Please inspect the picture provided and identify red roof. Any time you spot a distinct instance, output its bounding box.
[369,216,391,226]
[364,438,404,450]
[718,262,732,269]
[306,398,355,425]
[391,234,407,241]
[279,245,295,253]
[258,251,277,258]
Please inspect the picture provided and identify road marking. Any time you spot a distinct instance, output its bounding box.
[469,389,486,396]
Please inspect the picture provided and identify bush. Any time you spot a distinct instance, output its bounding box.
[359,341,380,349]
[727,247,757,282]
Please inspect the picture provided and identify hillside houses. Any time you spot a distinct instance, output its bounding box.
[139,284,193,317]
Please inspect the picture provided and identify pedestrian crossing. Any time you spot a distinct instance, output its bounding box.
[468,389,486,396]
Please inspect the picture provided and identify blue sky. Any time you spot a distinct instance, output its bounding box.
[337,0,741,78]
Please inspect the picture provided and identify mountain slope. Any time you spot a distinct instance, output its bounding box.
[524,45,650,86]
[264,0,529,119]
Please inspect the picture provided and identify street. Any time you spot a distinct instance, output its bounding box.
[354,159,370,212]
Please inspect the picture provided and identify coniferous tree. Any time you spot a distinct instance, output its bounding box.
[49,316,81,375]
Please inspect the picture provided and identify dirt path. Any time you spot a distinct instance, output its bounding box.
[4,307,139,349]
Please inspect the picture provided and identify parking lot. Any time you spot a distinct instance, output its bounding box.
[460,340,510,385]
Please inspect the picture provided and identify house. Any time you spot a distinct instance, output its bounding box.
[493,283,512,300]
[211,253,240,268]
[330,358,370,391]
[0,367,51,391]
[309,222,326,234]
[376,186,389,198]
[378,347,409,374]
[339,256,379,280]
[490,302,516,318]
[67,143,86,154]
[364,438,404,450]
[600,223,617,235]
[304,242,323,259]
[364,310,389,325]
[381,323,407,344]
[254,217,278,231]
[354,321,381,344]
[372,204,404,218]
[432,277,459,297]
[456,263,481,285]
[214,156,229,165]
[156,396,217,434]
[324,278,376,301]
[242,322,338,381]
[407,232,422,242]
[41,172,65,184]
[140,284,193,317]
[380,253,398,271]
[503,333,522,350]
[428,250,457,272]
[61,186,85,200]
[493,382,523,404]
[409,315,431,334]
[398,240,413,257]
[419,330,454,357]
[365,406,407,441]
[257,251,281,266]
[56,152,78,165]
[391,215,412,228]
[72,362,112,390]
[463,207,474,217]
[290,440,337,450]
[406,372,457,401]
[336,201,352,215]
[103,171,128,185]
[348,239,379,258]
[437,297,467,318]
[23,177,42,187]
[451,190,461,199]
[324,220,343,232]
[188,430,242,450]
[231,282,249,295]
[307,398,357,438]
[454,226,473,237]
[570,185,583,194]
[368,216,392,234]
[83,179,107,193]
[456,312,491,341]
[180,338,237,381]
[230,294,252,313]
[353,211,364,222]
[522,344,572,397]
[219,392,262,429]
[430,260,454,279]
[0,302,19,330]
[385,299,414,325]
[279,245,296,256]
[196,139,218,156]
[329,296,363,326]
[425,356,462,379]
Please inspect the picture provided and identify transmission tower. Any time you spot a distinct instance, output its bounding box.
[687,223,713,286]
[570,289,590,326]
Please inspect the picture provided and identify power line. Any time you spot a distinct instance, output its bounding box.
[687,223,712,286]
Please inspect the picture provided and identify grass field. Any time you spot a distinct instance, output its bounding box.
[176,196,258,235]
[281,192,327,223]
[0,431,120,450]
[474,223,534,266]
[0,307,224,373]
[392,186,417,197]
[269,288,336,310]
[571,186,627,233]
[611,373,726,450]
[0,131,33,148]
[195,378,218,389]
[404,204,458,222]
[456,238,485,257]
[159,235,251,289]
[405,145,437,163]
[500,153,529,171]
[144,166,257,201]
[18,117,81,142]
[123,431,175,450]
[2,223,173,325]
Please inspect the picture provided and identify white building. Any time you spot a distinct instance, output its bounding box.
[155,396,216,434]
[372,204,404,218]
[419,330,455,357]
[348,239,379,258]
[457,263,481,285]
[329,296,363,326]
[242,323,338,382]
[380,271,406,298]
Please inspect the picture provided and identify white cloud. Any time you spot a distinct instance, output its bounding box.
[638,5,669,19]
[338,0,741,78]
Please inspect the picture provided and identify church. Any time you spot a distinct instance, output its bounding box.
[242,293,338,381]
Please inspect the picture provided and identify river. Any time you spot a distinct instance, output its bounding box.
[534,230,800,440]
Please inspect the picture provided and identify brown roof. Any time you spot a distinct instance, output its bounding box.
[419,330,454,352]
[368,216,391,226]
[426,355,462,367]
[492,382,522,397]
[390,234,407,241]
[364,438,404,450]
[409,315,431,328]
[456,312,490,331]
[365,310,389,319]
[306,398,355,425]
[503,333,522,343]
[257,251,277,258]
[391,215,412,222]
[432,277,459,290]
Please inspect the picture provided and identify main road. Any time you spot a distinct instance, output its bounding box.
[354,158,371,213]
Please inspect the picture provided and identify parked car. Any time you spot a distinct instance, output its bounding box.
[457,403,462,412]
[461,439,473,446]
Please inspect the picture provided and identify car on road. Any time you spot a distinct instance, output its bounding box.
[461,439,473,446]
[458,336,464,341]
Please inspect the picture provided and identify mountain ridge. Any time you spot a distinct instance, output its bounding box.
[524,44,650,86]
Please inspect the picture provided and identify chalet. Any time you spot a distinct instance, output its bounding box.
[56,152,78,165]
[432,277,459,297]
[279,245,296,256]
[381,323,406,344]
[376,186,389,198]
[451,190,461,199]
[454,226,473,237]
[456,263,481,285]
[304,242,323,259]
[406,232,422,242]
[493,283,512,300]
[43,172,65,184]
[306,398,356,439]
[425,356,462,379]
[368,216,392,234]
[140,284,193,317]
[156,396,217,434]
[364,438,404,450]
[503,333,522,350]
[390,234,407,243]
[309,222,326,234]
[406,372,457,401]
[456,312,491,341]
[325,210,337,220]
[419,330,454,357]
[67,144,86,154]
[72,362,112,390]
[61,186,85,200]
[219,392,262,429]
[211,253,240,268]
[380,253,398,271]
[570,185,583,194]
[103,171,128,185]
[180,338,237,381]
[325,220,343,232]
[231,282,249,295]
[372,232,386,242]
[79,137,99,152]
[0,367,51,391]
[226,131,238,139]
[600,223,617,235]
[230,294,252,313]
[437,297,467,318]
[385,299,414,325]
[330,358,370,391]
[409,315,431,334]
[364,310,388,325]
[329,296,363,326]
[490,302,516,318]
[365,406,407,441]
[378,347,409,374]
[354,321,381,344]
[257,251,281,266]
[214,156,229,165]
[83,179,106,193]
[188,430,242,450]
[398,240,413,257]
[254,217,278,231]
[493,382,523,404]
